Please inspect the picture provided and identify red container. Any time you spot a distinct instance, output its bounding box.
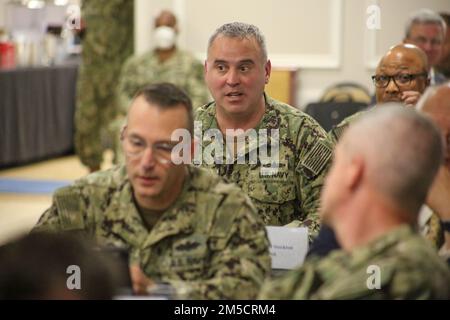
[0,42,16,69]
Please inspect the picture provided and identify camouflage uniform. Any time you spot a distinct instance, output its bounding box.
[75,0,134,170]
[259,225,450,299]
[328,110,366,143]
[195,94,333,236]
[33,165,271,299]
[117,49,209,115]
[112,49,211,163]
[419,206,445,249]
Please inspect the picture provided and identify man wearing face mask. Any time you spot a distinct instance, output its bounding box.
[113,10,210,163]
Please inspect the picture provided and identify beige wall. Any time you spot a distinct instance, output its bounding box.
[0,0,7,28]
[135,0,449,108]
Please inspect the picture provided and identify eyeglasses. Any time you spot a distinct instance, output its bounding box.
[371,73,428,88]
[121,131,177,164]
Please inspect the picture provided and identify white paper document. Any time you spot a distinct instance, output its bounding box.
[266,226,309,270]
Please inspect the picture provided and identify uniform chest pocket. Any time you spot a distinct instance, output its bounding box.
[247,179,297,204]
[166,235,208,275]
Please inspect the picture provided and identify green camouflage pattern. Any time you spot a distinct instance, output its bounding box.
[328,110,366,144]
[420,207,445,249]
[112,49,211,163]
[33,165,271,299]
[195,94,333,236]
[259,225,450,299]
[74,0,134,170]
[424,212,445,249]
[117,49,210,115]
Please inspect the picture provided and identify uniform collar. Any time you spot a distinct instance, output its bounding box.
[141,166,196,249]
[200,93,278,130]
[199,93,280,160]
[346,225,415,266]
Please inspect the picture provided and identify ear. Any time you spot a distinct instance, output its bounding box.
[204,60,208,77]
[120,125,127,140]
[346,155,364,191]
[265,59,272,84]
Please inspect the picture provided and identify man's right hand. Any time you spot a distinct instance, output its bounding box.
[401,91,422,108]
[129,264,155,295]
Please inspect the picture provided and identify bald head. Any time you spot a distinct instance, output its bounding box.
[418,82,450,169]
[155,10,177,28]
[375,44,430,104]
[340,105,443,214]
[418,82,450,114]
[378,44,429,72]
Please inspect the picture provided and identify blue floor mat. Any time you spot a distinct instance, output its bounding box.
[0,178,72,194]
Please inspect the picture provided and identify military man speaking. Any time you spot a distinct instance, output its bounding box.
[196,22,333,235]
[34,83,270,300]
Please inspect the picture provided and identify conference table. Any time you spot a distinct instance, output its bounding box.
[0,64,78,167]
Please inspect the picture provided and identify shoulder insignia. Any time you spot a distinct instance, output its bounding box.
[300,140,332,179]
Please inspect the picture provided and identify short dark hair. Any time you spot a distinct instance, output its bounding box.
[134,83,194,134]
[208,22,268,62]
[0,232,117,299]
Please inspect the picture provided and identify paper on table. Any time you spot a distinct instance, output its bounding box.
[266,226,309,270]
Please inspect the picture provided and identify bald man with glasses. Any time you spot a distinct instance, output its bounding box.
[373,44,430,108]
[329,43,430,142]
[34,83,270,300]
[313,44,436,257]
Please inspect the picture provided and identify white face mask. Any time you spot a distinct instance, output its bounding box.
[153,26,176,50]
